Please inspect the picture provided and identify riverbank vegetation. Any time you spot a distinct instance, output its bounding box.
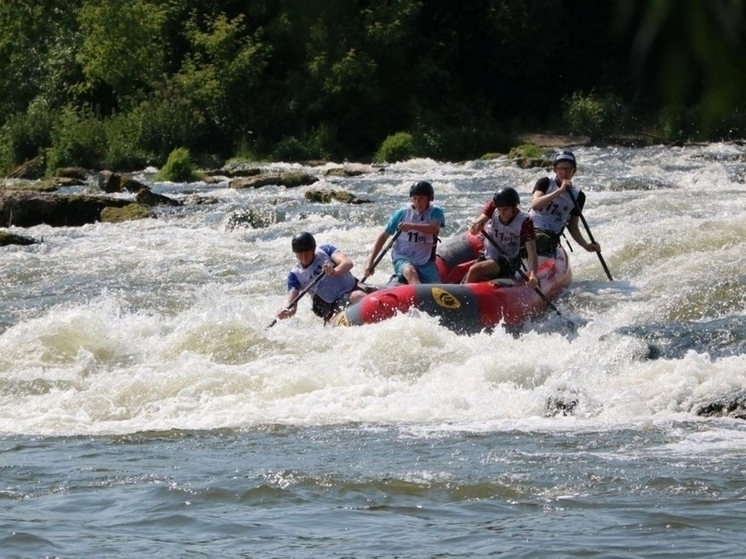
[1,0,745,175]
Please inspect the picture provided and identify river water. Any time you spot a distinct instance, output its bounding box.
[2,143,746,557]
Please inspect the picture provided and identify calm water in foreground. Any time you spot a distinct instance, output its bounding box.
[2,143,746,557]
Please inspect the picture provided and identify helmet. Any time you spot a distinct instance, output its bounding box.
[409,180,434,201]
[291,231,316,252]
[553,150,577,169]
[492,187,520,208]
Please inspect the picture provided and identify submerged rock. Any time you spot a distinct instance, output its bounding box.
[226,207,277,230]
[612,318,746,361]
[545,391,579,417]
[304,189,372,204]
[100,204,153,223]
[324,163,379,177]
[205,167,262,179]
[98,170,150,193]
[515,157,553,169]
[696,390,746,420]
[135,189,182,207]
[0,230,39,246]
[229,172,318,189]
[0,190,151,227]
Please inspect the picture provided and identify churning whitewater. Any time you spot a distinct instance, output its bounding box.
[2,144,746,558]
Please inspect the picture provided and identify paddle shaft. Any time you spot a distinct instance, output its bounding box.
[567,189,613,281]
[481,229,566,320]
[266,271,325,328]
[361,229,402,283]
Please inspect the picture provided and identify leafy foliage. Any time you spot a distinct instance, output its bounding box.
[374,132,417,163]
[0,1,82,122]
[0,98,54,172]
[46,106,106,172]
[562,91,631,139]
[508,143,543,159]
[103,112,150,171]
[77,0,168,104]
[1,0,745,171]
[155,147,201,182]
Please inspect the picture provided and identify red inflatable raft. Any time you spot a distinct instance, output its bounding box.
[331,239,572,334]
[434,231,484,284]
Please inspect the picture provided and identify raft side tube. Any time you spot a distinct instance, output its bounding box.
[332,284,418,327]
[435,231,484,283]
[334,246,572,331]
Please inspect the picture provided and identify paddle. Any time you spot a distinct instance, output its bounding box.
[561,232,574,252]
[567,189,613,281]
[361,228,402,283]
[481,229,573,328]
[266,271,326,329]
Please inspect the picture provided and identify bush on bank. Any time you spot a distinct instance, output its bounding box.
[1,93,744,177]
[155,148,201,182]
[373,132,417,163]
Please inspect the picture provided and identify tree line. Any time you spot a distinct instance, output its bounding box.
[1,0,745,174]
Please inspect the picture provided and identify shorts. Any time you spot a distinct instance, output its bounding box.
[392,259,442,284]
[311,282,376,321]
[491,255,522,278]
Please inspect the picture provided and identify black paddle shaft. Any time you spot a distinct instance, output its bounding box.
[266,271,325,329]
[362,228,402,283]
[480,229,567,321]
[567,189,614,281]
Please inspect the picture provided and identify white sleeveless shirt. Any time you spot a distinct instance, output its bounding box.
[484,210,531,260]
[529,178,580,234]
[289,247,356,303]
[392,205,441,265]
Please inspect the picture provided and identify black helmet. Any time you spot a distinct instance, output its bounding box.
[492,187,520,207]
[291,231,316,252]
[553,150,577,169]
[409,180,434,201]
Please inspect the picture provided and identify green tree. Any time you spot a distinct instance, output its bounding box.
[0,0,82,121]
[174,10,270,152]
[77,0,169,108]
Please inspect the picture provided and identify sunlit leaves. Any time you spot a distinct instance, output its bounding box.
[77,0,168,95]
